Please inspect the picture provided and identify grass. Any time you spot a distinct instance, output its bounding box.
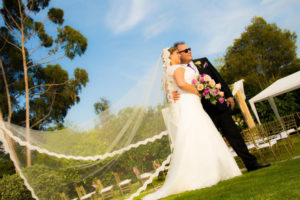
[134,135,300,200]
[161,158,300,200]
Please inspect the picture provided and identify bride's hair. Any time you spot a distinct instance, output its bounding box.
[168,47,177,55]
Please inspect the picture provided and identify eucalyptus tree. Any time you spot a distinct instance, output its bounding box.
[0,0,89,166]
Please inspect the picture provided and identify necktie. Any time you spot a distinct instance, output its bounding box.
[187,64,195,72]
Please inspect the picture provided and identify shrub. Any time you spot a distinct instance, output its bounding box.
[0,174,33,200]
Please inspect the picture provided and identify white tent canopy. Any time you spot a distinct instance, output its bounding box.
[249,71,300,124]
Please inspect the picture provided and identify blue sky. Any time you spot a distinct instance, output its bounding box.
[3,0,300,125]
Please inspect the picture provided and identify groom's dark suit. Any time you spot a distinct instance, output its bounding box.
[193,57,257,168]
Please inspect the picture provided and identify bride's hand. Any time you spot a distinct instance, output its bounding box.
[172,91,180,102]
[226,97,235,110]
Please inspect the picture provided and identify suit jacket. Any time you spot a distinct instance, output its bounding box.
[193,57,233,116]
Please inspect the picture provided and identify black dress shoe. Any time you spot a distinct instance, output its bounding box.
[247,163,271,172]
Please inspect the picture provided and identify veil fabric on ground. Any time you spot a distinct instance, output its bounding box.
[0,54,175,200]
[143,62,241,200]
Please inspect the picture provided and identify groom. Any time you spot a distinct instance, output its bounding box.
[172,42,270,172]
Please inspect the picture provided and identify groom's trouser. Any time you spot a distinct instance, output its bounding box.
[210,111,257,168]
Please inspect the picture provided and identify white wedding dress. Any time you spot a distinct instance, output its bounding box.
[143,64,241,200]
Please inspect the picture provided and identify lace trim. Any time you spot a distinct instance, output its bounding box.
[128,154,172,200]
[0,123,168,161]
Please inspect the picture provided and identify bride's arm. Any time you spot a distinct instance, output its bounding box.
[174,68,200,96]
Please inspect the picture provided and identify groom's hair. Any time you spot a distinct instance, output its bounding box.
[173,42,185,49]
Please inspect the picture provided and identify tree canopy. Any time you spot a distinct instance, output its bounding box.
[0,0,89,130]
[220,16,300,123]
[221,17,299,91]
[94,97,110,115]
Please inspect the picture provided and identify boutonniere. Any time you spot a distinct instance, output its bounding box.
[194,61,201,67]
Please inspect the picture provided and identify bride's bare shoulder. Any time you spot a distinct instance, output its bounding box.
[167,64,185,74]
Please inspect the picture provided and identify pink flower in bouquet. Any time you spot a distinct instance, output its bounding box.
[219,97,225,104]
[191,79,197,84]
[204,74,211,82]
[199,77,205,82]
[219,91,224,97]
[203,89,210,96]
[209,79,216,87]
[213,89,220,95]
[197,84,204,91]
[215,83,221,89]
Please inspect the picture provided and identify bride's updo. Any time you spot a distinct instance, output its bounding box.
[168,47,177,55]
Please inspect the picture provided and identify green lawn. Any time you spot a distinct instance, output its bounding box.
[135,135,300,200]
[161,157,300,200]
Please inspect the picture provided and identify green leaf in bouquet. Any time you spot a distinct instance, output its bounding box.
[210,99,217,105]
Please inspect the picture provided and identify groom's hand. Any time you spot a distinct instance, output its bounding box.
[226,97,235,110]
[172,91,180,102]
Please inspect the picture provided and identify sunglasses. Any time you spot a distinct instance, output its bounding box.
[178,48,191,53]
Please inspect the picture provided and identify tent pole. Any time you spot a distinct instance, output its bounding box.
[267,97,284,128]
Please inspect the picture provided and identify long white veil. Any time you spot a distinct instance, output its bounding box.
[0,49,175,200]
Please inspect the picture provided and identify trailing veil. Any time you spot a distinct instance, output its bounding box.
[0,49,176,200]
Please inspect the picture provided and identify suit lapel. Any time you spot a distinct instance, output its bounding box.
[193,58,211,75]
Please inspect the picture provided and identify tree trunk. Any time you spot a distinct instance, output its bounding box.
[0,110,20,173]
[18,0,31,166]
[22,42,31,167]
[0,59,20,172]
[0,59,12,124]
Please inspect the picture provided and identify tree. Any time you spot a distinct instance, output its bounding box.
[213,57,225,72]
[0,0,88,166]
[221,17,298,92]
[94,97,110,115]
[220,16,300,122]
[0,27,23,126]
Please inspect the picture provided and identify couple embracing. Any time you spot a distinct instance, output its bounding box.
[143,42,270,200]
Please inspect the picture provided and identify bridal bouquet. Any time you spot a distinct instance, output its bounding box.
[191,74,225,105]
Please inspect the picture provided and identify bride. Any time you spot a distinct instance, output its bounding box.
[143,47,241,200]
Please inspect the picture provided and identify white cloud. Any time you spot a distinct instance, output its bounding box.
[188,0,299,56]
[105,0,300,56]
[261,0,275,5]
[261,0,294,18]
[191,2,255,55]
[106,0,153,34]
[144,15,172,39]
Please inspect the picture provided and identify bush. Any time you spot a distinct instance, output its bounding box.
[0,151,15,178]
[0,174,33,200]
[23,164,70,200]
